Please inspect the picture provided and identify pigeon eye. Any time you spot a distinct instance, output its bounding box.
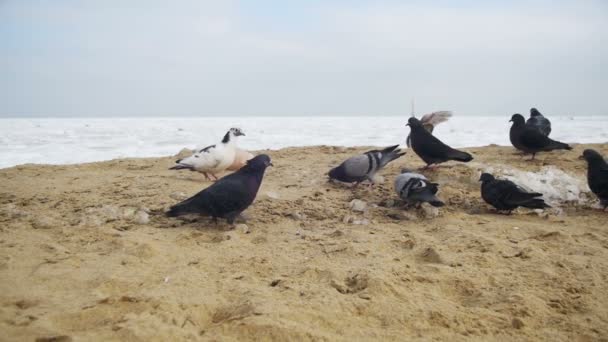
[194,155,199,158]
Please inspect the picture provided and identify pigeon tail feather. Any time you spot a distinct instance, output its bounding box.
[169,164,194,171]
[521,198,551,209]
[448,149,473,162]
[548,140,572,151]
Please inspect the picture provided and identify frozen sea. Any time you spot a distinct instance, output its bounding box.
[1,116,607,169]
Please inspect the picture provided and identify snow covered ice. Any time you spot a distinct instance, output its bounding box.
[0,115,607,168]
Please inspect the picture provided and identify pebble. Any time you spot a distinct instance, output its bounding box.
[288,211,306,220]
[342,215,354,224]
[121,207,136,219]
[2,204,30,219]
[31,216,55,229]
[387,212,417,221]
[133,210,150,225]
[265,191,280,200]
[352,219,370,225]
[349,199,367,212]
[169,191,187,200]
[371,175,385,184]
[99,205,121,222]
[422,205,440,219]
[380,199,395,208]
[235,224,250,234]
[511,317,525,329]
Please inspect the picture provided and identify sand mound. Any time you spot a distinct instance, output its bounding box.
[1,144,607,341]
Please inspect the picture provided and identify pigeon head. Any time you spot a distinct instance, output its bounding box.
[222,127,245,143]
[328,167,341,180]
[245,154,273,170]
[229,127,245,136]
[479,173,495,182]
[582,149,605,164]
[407,117,423,127]
[509,114,526,125]
[530,108,542,117]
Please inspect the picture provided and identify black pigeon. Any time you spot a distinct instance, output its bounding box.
[329,145,405,185]
[479,173,550,213]
[407,117,473,167]
[526,108,551,136]
[509,114,571,159]
[406,111,452,147]
[581,149,608,210]
[167,154,272,224]
[394,171,444,207]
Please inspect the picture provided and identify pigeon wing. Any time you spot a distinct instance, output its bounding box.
[343,154,372,179]
[169,173,252,217]
[519,127,553,150]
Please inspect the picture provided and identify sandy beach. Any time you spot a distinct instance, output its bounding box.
[1,144,607,341]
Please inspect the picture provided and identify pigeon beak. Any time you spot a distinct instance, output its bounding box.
[578,155,585,160]
[175,159,182,163]
[508,119,513,123]
[269,162,274,167]
[406,123,410,127]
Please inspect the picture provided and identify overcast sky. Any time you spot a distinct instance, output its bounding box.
[1,0,607,117]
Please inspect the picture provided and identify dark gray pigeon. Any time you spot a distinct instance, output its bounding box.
[394,171,444,207]
[329,145,405,185]
[479,173,550,213]
[581,149,608,210]
[526,108,551,136]
[509,114,571,159]
[407,117,473,168]
[167,154,272,224]
[406,111,452,147]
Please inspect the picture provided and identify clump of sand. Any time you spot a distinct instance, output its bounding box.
[0,144,607,341]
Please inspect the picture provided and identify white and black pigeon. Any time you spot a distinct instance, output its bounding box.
[329,145,405,186]
[581,149,608,210]
[394,170,444,207]
[170,127,245,180]
[406,111,452,147]
[526,108,551,136]
[167,154,272,224]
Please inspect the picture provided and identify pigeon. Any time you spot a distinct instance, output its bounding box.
[509,114,571,159]
[328,145,405,185]
[394,171,444,207]
[581,149,608,210]
[227,149,255,171]
[479,172,550,213]
[170,127,245,180]
[167,154,272,224]
[406,117,473,168]
[406,111,452,147]
[526,108,551,136]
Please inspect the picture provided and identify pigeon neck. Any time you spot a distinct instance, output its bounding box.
[511,120,524,128]
[222,132,237,145]
[589,157,608,168]
[241,166,267,184]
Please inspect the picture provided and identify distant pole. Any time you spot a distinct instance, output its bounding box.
[410,98,415,117]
